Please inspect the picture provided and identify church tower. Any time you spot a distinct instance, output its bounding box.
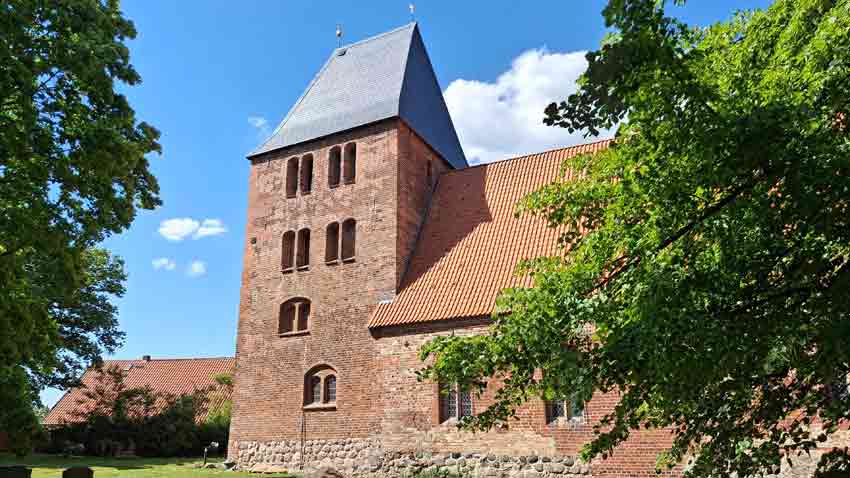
[230,23,466,456]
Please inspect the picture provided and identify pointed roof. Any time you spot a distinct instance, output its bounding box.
[249,23,467,169]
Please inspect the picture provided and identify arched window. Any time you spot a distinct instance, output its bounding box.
[328,146,341,188]
[300,154,313,194]
[439,383,472,423]
[341,219,356,261]
[343,142,356,184]
[279,297,310,335]
[296,228,310,268]
[325,222,340,263]
[304,365,337,407]
[281,231,296,272]
[286,157,299,198]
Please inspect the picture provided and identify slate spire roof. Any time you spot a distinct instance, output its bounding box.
[249,23,468,170]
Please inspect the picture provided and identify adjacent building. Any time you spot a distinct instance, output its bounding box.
[44,356,235,426]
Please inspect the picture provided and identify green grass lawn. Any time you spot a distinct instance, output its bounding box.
[0,454,295,478]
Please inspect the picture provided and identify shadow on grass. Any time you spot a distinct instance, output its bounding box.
[0,453,205,470]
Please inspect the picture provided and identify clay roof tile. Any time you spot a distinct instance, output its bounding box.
[369,139,612,328]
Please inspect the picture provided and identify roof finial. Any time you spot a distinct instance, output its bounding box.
[409,3,415,22]
[336,24,343,48]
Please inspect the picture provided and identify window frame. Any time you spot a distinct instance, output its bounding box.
[281,230,296,273]
[439,383,472,423]
[343,142,356,184]
[328,146,342,188]
[285,157,299,198]
[300,154,314,194]
[278,298,311,336]
[341,218,356,262]
[546,394,585,425]
[325,222,340,264]
[324,375,337,403]
[296,228,311,270]
[303,365,338,410]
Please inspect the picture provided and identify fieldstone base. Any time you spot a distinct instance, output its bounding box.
[234,439,591,478]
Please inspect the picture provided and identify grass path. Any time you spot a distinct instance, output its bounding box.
[0,454,294,478]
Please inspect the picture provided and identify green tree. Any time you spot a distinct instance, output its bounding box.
[420,1,850,477]
[0,0,160,448]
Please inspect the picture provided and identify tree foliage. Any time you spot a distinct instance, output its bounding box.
[0,0,160,446]
[420,0,850,477]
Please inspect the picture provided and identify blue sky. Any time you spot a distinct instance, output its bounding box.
[42,0,771,407]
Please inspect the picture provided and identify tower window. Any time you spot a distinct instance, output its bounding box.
[281,231,296,272]
[300,154,313,194]
[304,365,337,407]
[439,383,472,422]
[341,219,356,261]
[328,146,341,188]
[286,157,299,198]
[343,142,357,184]
[325,222,340,263]
[296,228,310,269]
[278,297,311,335]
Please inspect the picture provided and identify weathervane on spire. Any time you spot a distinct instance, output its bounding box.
[409,3,415,21]
[336,24,343,47]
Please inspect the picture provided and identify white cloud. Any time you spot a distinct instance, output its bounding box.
[444,48,614,165]
[152,257,176,271]
[186,260,207,278]
[248,116,272,140]
[158,218,227,241]
[193,219,228,239]
[158,218,200,241]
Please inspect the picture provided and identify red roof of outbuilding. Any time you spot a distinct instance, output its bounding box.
[369,139,611,328]
[43,357,235,426]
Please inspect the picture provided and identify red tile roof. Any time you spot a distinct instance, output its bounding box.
[370,139,612,328]
[44,357,235,426]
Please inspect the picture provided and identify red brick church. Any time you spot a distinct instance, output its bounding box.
[228,23,826,477]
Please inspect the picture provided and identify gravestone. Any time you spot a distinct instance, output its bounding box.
[0,465,31,478]
[62,466,93,478]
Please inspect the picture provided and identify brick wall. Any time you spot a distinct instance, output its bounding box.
[395,121,451,288]
[232,120,399,450]
[374,319,677,478]
[230,119,451,456]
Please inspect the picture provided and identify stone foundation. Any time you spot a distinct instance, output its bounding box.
[234,439,591,478]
